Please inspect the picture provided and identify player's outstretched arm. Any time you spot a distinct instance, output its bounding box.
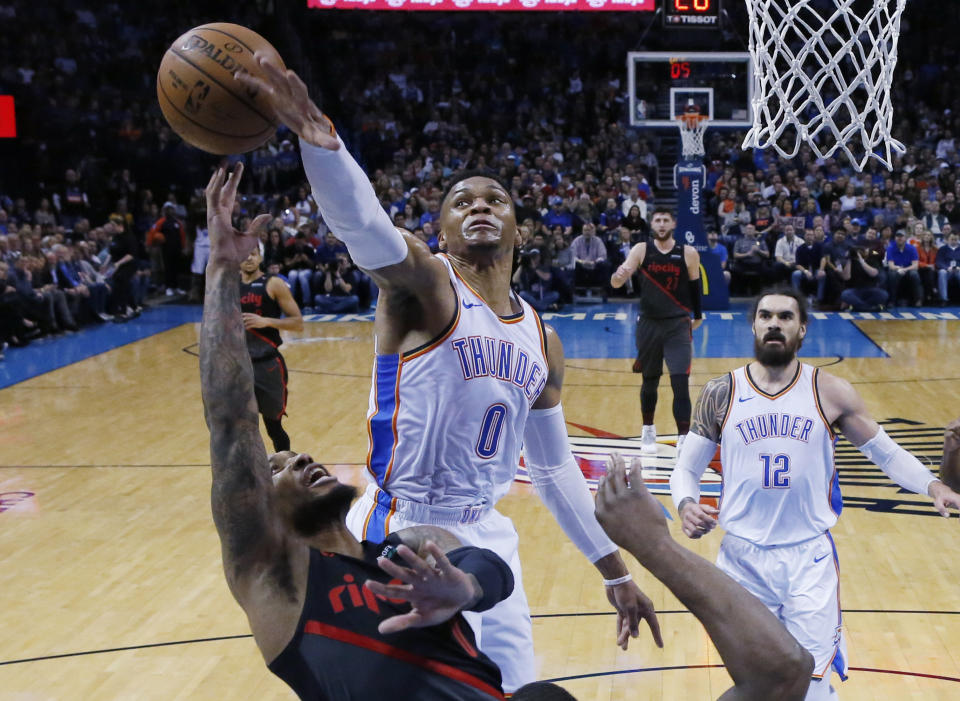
[671,375,729,538]
[200,165,289,597]
[611,242,645,288]
[821,372,960,517]
[941,418,960,493]
[597,455,813,701]
[236,53,445,297]
[525,325,662,651]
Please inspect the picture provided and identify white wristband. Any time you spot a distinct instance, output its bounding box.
[603,573,633,587]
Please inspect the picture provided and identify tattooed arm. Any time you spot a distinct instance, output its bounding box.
[200,165,289,601]
[669,375,731,538]
[691,373,732,442]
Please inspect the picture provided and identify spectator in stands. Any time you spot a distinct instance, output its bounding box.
[148,202,187,296]
[922,200,948,239]
[886,230,923,307]
[732,223,772,290]
[571,222,609,298]
[936,231,960,304]
[512,248,561,312]
[707,230,731,285]
[840,245,889,312]
[917,229,939,303]
[313,252,359,314]
[0,260,39,348]
[621,204,648,243]
[53,169,90,232]
[773,224,802,282]
[792,228,825,302]
[33,252,79,332]
[283,231,319,310]
[820,228,852,308]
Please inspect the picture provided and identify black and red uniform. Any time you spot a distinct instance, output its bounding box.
[268,534,505,701]
[240,274,288,421]
[635,241,694,378]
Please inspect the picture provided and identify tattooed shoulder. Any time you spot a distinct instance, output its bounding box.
[692,374,732,442]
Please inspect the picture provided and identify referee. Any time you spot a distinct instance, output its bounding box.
[611,208,702,456]
[239,246,303,451]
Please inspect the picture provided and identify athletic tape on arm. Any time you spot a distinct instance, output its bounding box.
[523,403,618,563]
[669,431,717,512]
[858,427,937,496]
[300,138,408,270]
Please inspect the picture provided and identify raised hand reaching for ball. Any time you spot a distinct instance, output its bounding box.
[234,51,339,151]
[205,163,271,269]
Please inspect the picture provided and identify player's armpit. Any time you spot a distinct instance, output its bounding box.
[691,375,732,442]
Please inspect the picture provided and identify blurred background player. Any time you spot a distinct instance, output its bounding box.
[238,53,661,693]
[611,207,702,455]
[240,245,303,452]
[670,286,960,700]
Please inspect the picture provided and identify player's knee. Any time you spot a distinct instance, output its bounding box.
[669,373,690,399]
[768,646,815,701]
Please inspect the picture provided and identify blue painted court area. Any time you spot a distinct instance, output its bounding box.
[0,305,202,389]
[542,301,892,360]
[4,300,957,388]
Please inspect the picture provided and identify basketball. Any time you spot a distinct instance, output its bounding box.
[156,23,285,155]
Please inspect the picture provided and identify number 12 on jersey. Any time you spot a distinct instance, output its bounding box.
[760,453,791,489]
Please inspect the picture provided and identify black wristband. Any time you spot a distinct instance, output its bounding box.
[689,278,703,320]
[445,546,515,612]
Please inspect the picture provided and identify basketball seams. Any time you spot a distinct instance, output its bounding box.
[157,78,274,143]
[167,47,276,127]
[194,25,260,56]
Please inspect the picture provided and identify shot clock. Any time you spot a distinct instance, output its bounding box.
[663,0,721,28]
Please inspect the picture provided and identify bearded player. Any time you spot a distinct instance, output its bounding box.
[669,285,960,700]
[611,207,702,456]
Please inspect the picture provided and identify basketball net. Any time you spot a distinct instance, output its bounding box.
[677,111,709,159]
[742,0,907,171]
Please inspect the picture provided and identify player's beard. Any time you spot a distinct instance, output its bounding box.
[753,331,802,367]
[291,483,358,537]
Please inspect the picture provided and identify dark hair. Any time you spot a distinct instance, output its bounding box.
[651,206,675,219]
[441,169,513,206]
[749,285,809,325]
[512,682,578,701]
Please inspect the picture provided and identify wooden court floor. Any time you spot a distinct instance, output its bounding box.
[1,318,958,700]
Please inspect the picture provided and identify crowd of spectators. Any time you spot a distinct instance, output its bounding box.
[3,1,960,356]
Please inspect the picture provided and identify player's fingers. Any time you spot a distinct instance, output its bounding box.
[206,168,223,207]
[378,611,422,635]
[616,613,630,650]
[376,555,418,583]
[249,213,272,237]
[702,504,720,515]
[364,580,415,601]
[254,51,287,85]
[423,541,456,576]
[644,607,664,648]
[223,163,244,200]
[395,544,436,579]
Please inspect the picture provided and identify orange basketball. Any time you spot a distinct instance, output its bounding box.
[156,23,285,155]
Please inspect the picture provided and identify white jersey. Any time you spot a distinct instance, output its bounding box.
[719,363,840,546]
[364,254,549,509]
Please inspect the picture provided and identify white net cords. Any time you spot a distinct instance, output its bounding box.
[742,0,907,171]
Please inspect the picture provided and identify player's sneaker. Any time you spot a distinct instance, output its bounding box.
[640,425,658,454]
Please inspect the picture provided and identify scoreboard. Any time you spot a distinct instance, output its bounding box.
[663,0,721,28]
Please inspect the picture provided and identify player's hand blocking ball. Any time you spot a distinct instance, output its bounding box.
[157,23,285,155]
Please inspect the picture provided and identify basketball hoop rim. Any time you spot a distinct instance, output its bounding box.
[677,114,711,130]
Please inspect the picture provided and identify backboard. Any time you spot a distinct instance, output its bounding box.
[628,51,752,128]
